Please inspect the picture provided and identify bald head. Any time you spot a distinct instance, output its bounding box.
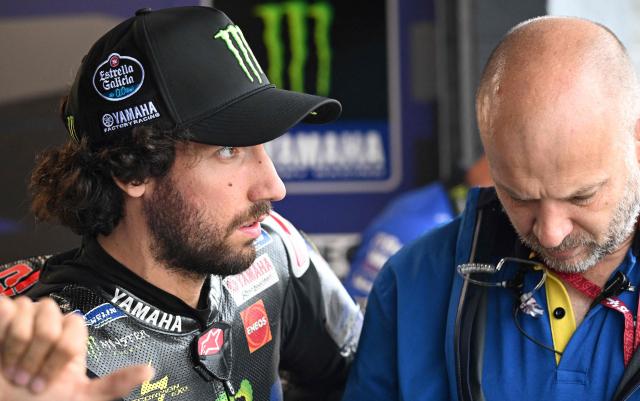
[476,16,639,150]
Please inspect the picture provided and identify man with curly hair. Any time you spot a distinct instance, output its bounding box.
[0,6,362,401]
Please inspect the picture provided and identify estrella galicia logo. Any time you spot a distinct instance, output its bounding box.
[93,53,145,101]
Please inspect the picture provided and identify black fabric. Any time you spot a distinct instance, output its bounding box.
[454,187,531,401]
[63,6,341,148]
[29,238,212,326]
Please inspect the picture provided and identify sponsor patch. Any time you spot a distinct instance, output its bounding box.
[253,228,273,251]
[84,303,126,328]
[101,100,160,133]
[132,374,190,401]
[93,53,145,101]
[111,287,184,332]
[198,327,224,357]
[223,255,279,305]
[86,329,149,360]
[240,299,272,353]
[215,379,253,401]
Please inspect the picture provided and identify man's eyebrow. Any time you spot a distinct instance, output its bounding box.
[495,182,529,200]
[495,179,608,201]
[564,179,608,199]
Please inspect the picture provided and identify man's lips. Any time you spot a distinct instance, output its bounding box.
[545,246,581,260]
[237,214,269,239]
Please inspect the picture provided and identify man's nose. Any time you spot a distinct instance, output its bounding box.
[532,201,573,248]
[248,145,286,202]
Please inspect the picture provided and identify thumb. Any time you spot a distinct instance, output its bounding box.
[86,364,154,401]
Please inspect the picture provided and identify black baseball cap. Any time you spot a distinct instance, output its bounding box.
[63,6,341,147]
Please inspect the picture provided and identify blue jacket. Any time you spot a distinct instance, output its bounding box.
[344,183,455,308]
[343,187,640,401]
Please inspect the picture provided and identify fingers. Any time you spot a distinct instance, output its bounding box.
[29,312,87,393]
[11,298,64,390]
[0,297,85,395]
[87,364,155,401]
[0,296,35,379]
[0,295,17,360]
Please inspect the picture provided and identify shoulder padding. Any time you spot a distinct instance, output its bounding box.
[262,211,311,278]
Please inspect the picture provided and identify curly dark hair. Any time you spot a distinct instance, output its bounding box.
[30,98,191,237]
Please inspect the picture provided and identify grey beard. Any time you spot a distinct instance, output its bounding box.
[520,173,640,273]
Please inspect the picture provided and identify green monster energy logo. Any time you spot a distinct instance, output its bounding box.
[87,336,99,359]
[215,379,253,401]
[66,115,79,142]
[215,25,265,84]
[254,1,334,96]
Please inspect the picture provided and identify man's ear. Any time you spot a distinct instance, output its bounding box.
[113,177,147,198]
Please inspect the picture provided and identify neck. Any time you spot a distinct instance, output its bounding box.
[97,220,205,309]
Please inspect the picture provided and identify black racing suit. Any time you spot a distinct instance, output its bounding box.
[1,212,363,401]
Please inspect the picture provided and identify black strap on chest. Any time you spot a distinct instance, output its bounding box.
[455,189,640,401]
[454,188,520,401]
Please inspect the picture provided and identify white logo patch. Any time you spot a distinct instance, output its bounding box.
[101,101,160,133]
[111,288,182,332]
[93,53,145,101]
[223,254,279,305]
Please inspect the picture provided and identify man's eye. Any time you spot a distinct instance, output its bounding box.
[571,194,594,206]
[217,146,237,159]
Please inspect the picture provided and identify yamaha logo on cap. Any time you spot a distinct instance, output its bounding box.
[92,53,145,102]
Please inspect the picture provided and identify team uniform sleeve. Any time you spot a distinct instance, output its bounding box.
[342,262,399,400]
[269,213,363,401]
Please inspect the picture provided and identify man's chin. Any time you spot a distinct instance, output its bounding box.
[542,251,599,274]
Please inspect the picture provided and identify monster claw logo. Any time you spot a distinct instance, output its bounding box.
[66,115,78,142]
[215,379,253,401]
[254,1,333,96]
[215,25,265,83]
[87,336,99,359]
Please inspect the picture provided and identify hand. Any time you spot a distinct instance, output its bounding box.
[0,295,153,401]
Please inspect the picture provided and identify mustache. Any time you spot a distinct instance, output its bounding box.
[226,201,272,236]
[521,231,595,255]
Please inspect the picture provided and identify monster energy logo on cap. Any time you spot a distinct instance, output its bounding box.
[214,25,265,84]
[66,115,79,142]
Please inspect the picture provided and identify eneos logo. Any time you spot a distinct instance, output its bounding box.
[93,53,145,101]
[240,299,272,353]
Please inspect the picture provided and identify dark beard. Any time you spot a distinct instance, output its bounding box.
[143,175,272,278]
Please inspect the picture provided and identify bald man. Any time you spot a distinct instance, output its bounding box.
[342,17,640,401]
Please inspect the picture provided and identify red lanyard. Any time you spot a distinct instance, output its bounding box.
[555,271,639,366]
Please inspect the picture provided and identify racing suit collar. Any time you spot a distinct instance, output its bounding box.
[40,237,216,328]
